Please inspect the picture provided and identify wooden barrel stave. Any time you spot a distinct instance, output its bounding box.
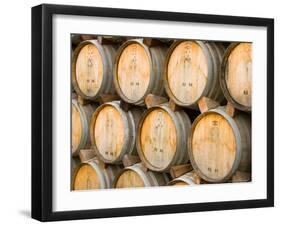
[189,107,251,183]
[148,46,167,96]
[204,42,225,102]
[172,109,191,165]
[137,104,192,172]
[72,40,117,100]
[102,44,117,93]
[233,113,251,172]
[72,99,97,156]
[90,101,144,164]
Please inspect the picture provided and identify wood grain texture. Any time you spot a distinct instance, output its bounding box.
[167,41,208,105]
[117,43,150,102]
[191,113,237,181]
[94,105,125,161]
[114,39,167,105]
[72,40,117,100]
[113,163,169,188]
[164,41,225,109]
[90,101,144,164]
[140,109,177,169]
[115,169,145,188]
[72,99,96,156]
[137,105,191,172]
[73,164,101,190]
[75,43,103,97]
[72,159,121,190]
[225,43,252,108]
[189,107,251,182]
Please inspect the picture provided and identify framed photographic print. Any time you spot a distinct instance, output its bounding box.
[31,4,274,222]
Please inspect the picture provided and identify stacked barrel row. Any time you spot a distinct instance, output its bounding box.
[71,34,252,190]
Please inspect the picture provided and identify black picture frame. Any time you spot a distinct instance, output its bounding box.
[31,3,274,222]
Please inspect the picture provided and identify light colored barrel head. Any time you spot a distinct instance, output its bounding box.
[167,41,208,104]
[75,44,103,97]
[115,170,145,188]
[72,103,82,153]
[225,43,252,107]
[117,43,150,102]
[191,113,237,181]
[140,109,177,170]
[93,106,125,161]
[73,164,100,190]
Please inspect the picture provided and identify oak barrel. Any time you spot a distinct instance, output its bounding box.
[164,40,225,109]
[188,107,251,183]
[72,158,122,190]
[72,40,117,100]
[137,104,192,172]
[90,101,144,164]
[220,43,252,112]
[113,39,167,106]
[113,163,169,188]
[168,172,197,186]
[72,99,97,156]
